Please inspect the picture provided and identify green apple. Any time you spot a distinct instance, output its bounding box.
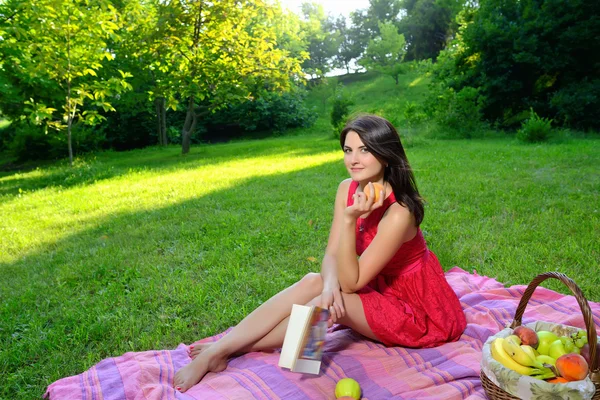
[548,339,568,360]
[335,378,361,400]
[537,331,559,355]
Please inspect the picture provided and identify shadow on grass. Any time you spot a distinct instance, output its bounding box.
[0,158,346,398]
[0,136,339,197]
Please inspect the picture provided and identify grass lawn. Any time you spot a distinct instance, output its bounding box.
[1,132,599,398]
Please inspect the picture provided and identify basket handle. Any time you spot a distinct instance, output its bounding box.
[509,272,600,383]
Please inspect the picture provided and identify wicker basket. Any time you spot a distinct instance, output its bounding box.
[480,272,600,400]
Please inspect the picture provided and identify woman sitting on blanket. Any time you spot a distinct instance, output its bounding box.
[174,114,467,392]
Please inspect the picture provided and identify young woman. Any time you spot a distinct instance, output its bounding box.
[174,114,466,392]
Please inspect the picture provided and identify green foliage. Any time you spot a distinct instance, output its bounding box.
[330,86,355,138]
[433,0,600,130]
[155,0,308,153]
[400,0,464,61]
[8,123,65,161]
[550,79,600,130]
[517,109,553,143]
[425,86,485,138]
[0,0,132,163]
[403,101,428,127]
[8,122,106,161]
[359,22,407,85]
[208,89,317,135]
[300,3,340,78]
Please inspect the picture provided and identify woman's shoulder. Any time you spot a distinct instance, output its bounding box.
[380,201,417,234]
[336,178,354,194]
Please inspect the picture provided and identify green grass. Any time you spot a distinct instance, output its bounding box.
[1,72,600,398]
[1,135,599,398]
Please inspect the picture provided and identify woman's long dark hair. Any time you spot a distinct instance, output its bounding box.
[340,114,425,226]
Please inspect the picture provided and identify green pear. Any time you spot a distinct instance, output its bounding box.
[537,331,559,355]
[548,339,568,360]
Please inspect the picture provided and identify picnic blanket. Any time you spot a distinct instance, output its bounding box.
[45,267,600,400]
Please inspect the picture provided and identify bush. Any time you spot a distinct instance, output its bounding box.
[517,109,552,143]
[8,122,65,161]
[403,101,428,127]
[207,87,317,138]
[102,108,156,151]
[550,79,600,130]
[330,85,354,138]
[7,121,106,161]
[425,85,485,138]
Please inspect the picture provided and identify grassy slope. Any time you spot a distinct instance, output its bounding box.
[1,71,599,398]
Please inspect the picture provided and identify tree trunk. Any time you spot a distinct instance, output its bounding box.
[394,75,399,85]
[67,112,73,166]
[155,98,163,145]
[155,97,167,146]
[181,96,197,154]
[160,97,167,145]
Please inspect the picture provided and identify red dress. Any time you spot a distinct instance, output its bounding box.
[349,181,466,347]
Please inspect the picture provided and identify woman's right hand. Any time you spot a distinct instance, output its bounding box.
[321,283,345,325]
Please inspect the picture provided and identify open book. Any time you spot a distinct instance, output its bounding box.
[278,304,329,375]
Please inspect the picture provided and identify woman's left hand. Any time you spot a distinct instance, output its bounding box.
[345,182,385,220]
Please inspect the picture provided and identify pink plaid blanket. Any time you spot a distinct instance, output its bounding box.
[45,268,600,399]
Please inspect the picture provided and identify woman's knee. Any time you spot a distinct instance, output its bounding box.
[299,272,323,294]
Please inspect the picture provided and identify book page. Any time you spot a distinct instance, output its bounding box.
[297,307,329,361]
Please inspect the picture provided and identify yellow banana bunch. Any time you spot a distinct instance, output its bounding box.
[491,338,542,375]
[521,345,538,360]
[502,335,545,369]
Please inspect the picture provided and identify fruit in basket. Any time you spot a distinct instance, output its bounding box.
[521,345,539,360]
[579,343,590,365]
[555,353,589,381]
[537,331,559,355]
[549,340,569,360]
[536,354,557,366]
[547,377,569,384]
[514,326,539,348]
[559,336,580,354]
[491,338,546,375]
[570,329,588,348]
[502,335,545,368]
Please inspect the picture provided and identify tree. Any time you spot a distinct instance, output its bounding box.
[399,0,464,61]
[359,22,407,85]
[433,0,600,129]
[299,2,340,79]
[364,0,403,35]
[0,0,131,165]
[161,0,306,154]
[333,15,364,74]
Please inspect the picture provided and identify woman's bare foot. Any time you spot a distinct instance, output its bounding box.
[174,346,228,392]
[189,342,214,359]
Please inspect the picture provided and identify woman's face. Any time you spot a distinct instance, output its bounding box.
[343,130,385,184]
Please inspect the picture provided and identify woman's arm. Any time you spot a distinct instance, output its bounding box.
[319,179,352,319]
[337,188,417,293]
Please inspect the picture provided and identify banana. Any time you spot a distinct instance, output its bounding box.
[536,354,557,366]
[530,370,556,380]
[502,335,545,369]
[521,345,538,360]
[491,338,542,376]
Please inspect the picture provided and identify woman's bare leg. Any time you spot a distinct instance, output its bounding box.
[188,290,379,362]
[174,272,324,392]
